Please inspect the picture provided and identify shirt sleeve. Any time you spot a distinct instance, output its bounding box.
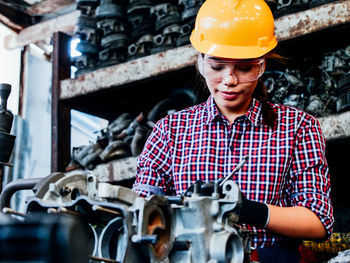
[132,117,175,197]
[288,114,334,236]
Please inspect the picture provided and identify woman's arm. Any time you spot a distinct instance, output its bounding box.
[266,205,327,239]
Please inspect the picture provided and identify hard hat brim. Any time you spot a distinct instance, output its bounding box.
[190,32,278,59]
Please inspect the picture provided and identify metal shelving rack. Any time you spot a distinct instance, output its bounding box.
[50,0,350,173]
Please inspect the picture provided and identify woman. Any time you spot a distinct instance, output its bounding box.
[133,0,333,261]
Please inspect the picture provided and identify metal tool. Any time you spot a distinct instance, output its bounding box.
[220,155,249,187]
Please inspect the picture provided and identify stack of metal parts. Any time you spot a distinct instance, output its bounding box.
[127,0,155,60]
[0,172,252,263]
[320,45,350,113]
[263,68,335,117]
[273,0,337,18]
[72,0,100,76]
[150,0,181,54]
[0,84,16,167]
[263,45,350,117]
[176,0,204,47]
[70,88,196,170]
[71,111,153,170]
[96,0,130,68]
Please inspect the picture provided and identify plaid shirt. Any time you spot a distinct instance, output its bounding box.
[133,96,334,248]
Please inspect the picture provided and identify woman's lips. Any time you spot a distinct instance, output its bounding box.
[220,90,240,100]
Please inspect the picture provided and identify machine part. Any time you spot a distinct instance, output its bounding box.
[127,7,154,41]
[95,0,128,20]
[306,95,326,116]
[130,124,152,156]
[0,177,42,210]
[209,230,244,263]
[98,217,128,261]
[176,22,193,46]
[176,0,204,46]
[283,94,304,109]
[72,142,104,170]
[77,0,100,16]
[147,88,197,123]
[98,140,131,161]
[71,54,97,76]
[336,73,350,112]
[1,171,252,263]
[178,0,204,22]
[320,46,350,76]
[127,34,154,60]
[151,24,181,54]
[97,183,137,204]
[0,83,13,133]
[0,132,16,165]
[0,83,16,166]
[97,18,128,37]
[100,32,129,50]
[128,0,154,13]
[107,112,134,137]
[98,46,126,67]
[150,3,181,32]
[76,40,99,55]
[0,213,91,263]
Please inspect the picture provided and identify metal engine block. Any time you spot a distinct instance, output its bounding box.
[0,171,252,263]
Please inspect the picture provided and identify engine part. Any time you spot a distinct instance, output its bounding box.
[1,171,252,263]
[127,34,154,60]
[99,46,127,67]
[177,0,204,46]
[72,0,100,76]
[95,0,128,20]
[95,0,129,68]
[321,46,350,76]
[77,0,100,16]
[0,84,16,166]
[127,0,155,60]
[97,19,128,39]
[150,2,180,33]
[151,24,181,54]
[75,15,99,44]
[0,83,13,133]
[71,54,98,76]
[127,0,155,41]
[336,73,350,112]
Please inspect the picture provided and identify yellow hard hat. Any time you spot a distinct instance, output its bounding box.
[190,0,278,59]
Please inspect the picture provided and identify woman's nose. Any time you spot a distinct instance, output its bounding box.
[222,71,238,86]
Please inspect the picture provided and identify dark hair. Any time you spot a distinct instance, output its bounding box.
[252,78,276,127]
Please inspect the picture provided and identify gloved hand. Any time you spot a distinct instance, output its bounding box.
[234,190,270,229]
[184,180,270,229]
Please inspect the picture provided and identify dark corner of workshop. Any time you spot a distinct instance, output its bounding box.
[0,0,349,263]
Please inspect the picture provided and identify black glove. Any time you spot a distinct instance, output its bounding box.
[235,191,270,229]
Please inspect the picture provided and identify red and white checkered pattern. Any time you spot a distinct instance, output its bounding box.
[133,96,334,248]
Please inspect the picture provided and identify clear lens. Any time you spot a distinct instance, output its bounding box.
[202,58,265,83]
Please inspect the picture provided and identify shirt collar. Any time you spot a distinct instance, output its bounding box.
[205,96,263,126]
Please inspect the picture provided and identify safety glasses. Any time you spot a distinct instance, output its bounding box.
[199,56,266,83]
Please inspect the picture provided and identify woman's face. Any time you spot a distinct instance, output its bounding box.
[200,54,265,119]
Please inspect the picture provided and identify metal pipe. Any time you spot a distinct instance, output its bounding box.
[0,177,42,210]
